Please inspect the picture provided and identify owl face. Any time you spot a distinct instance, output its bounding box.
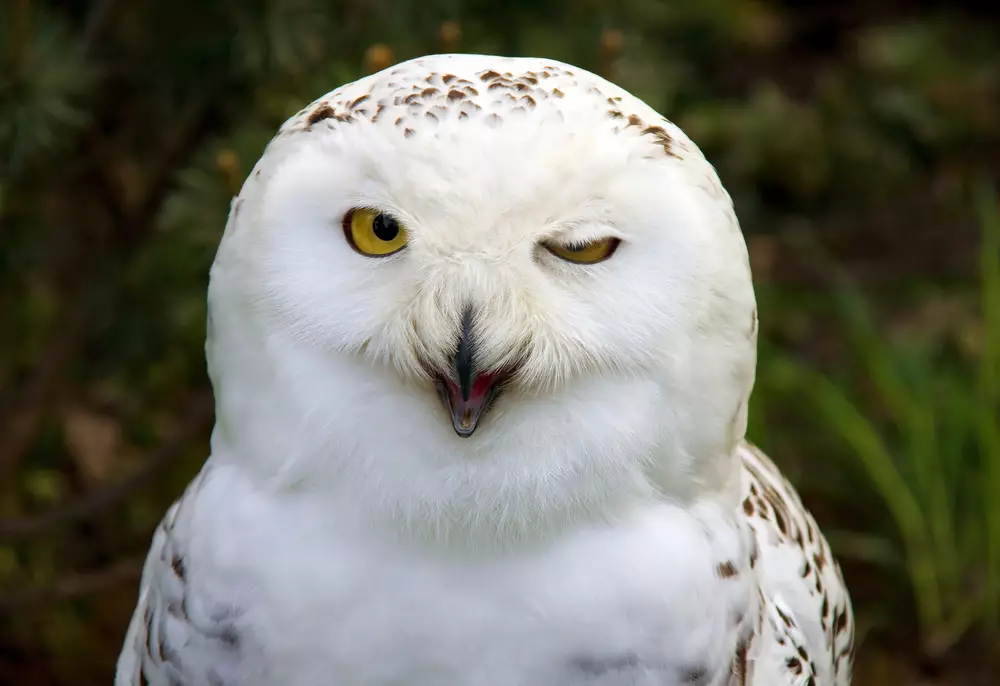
[207,55,757,534]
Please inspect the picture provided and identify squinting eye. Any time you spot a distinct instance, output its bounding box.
[343,209,408,257]
[545,237,620,264]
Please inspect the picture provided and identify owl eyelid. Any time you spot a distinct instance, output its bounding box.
[545,235,620,248]
[542,236,621,264]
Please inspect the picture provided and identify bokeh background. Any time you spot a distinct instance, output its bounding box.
[2,0,999,683]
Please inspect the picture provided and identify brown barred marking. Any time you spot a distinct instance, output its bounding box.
[170,554,186,581]
[717,560,739,579]
[733,638,750,685]
[741,442,854,685]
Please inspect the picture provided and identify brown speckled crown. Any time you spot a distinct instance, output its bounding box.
[277,55,683,160]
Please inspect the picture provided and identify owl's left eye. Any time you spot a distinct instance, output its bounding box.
[343,209,408,257]
[545,237,620,264]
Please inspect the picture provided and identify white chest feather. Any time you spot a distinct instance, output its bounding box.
[122,464,757,686]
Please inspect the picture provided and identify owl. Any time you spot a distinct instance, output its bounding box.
[116,54,854,686]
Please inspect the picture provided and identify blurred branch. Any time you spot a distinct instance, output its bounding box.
[0,95,221,475]
[84,93,222,247]
[131,101,220,243]
[8,0,30,73]
[0,393,213,542]
[0,291,92,474]
[80,0,121,59]
[0,555,144,613]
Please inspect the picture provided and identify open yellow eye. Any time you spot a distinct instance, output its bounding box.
[545,237,620,264]
[343,209,408,257]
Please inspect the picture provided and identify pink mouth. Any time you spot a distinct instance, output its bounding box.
[436,372,503,437]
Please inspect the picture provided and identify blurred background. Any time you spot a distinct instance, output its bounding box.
[1,0,998,683]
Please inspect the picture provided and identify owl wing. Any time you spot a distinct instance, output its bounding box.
[738,441,855,686]
[116,467,248,686]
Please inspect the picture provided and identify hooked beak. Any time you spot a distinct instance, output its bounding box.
[434,308,504,438]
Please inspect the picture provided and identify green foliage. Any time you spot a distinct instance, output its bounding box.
[0,3,93,175]
[976,183,1000,634]
[754,186,1000,654]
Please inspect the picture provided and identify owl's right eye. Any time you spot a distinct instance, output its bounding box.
[343,209,408,257]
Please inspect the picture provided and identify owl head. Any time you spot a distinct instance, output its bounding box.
[205,54,757,542]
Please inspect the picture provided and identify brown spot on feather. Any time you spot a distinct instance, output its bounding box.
[640,125,678,158]
[734,638,750,685]
[306,104,335,125]
[716,561,738,579]
[170,554,186,581]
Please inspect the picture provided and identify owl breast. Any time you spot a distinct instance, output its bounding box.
[159,463,756,686]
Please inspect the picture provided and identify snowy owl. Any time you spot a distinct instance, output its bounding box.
[117,54,854,686]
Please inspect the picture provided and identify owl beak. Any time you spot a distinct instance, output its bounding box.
[436,372,501,438]
[434,308,502,437]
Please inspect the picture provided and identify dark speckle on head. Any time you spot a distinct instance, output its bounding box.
[306,104,334,126]
[641,125,678,158]
[278,56,691,177]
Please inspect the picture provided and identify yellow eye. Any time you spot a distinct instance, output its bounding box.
[545,237,620,264]
[343,209,408,257]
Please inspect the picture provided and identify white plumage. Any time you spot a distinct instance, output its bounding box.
[117,53,854,686]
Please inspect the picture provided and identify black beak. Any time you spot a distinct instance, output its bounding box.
[454,307,475,402]
[436,307,504,437]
